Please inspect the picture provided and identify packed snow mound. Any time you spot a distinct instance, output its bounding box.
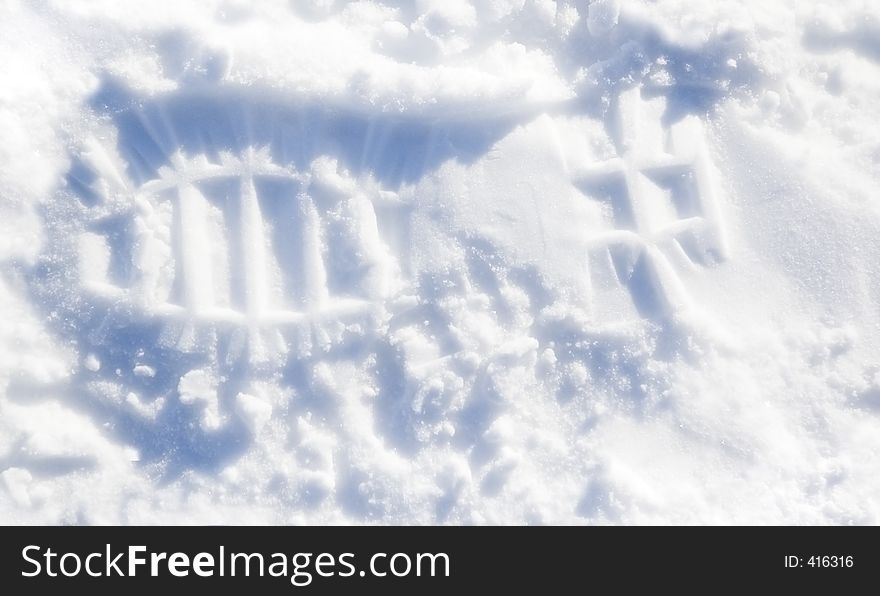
[2,0,880,524]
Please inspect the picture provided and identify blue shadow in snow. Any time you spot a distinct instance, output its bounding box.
[802,16,880,63]
[89,79,524,189]
[560,10,764,130]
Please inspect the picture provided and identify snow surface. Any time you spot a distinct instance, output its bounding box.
[2,0,880,525]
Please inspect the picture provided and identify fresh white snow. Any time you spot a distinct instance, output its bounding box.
[1,0,880,524]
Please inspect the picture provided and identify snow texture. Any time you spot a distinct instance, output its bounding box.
[2,0,880,524]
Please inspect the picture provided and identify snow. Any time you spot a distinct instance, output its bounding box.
[1,0,879,525]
